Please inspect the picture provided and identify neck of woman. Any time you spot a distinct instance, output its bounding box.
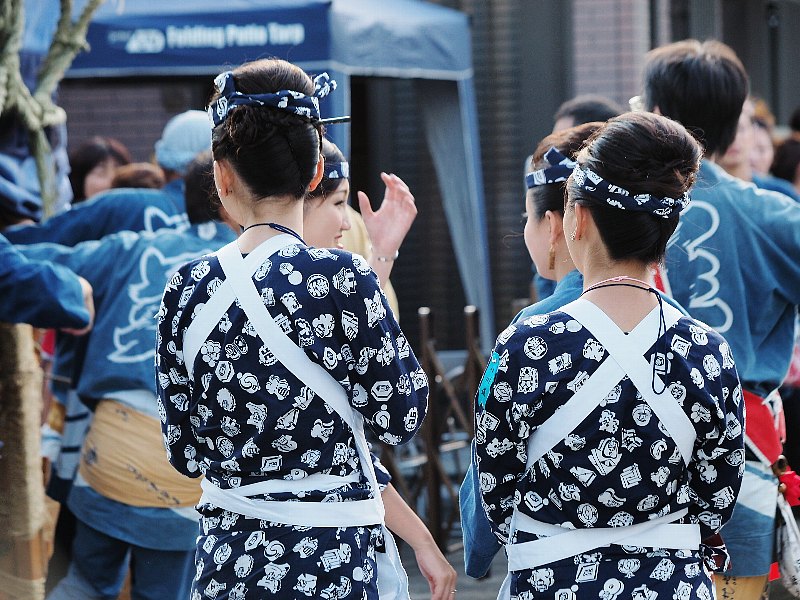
[233,194,305,252]
[552,250,577,283]
[581,256,653,290]
[580,260,659,331]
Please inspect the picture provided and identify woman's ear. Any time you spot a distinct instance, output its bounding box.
[213,159,233,197]
[573,202,590,241]
[545,210,564,245]
[308,155,324,192]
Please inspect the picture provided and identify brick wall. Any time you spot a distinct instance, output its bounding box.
[572,0,651,106]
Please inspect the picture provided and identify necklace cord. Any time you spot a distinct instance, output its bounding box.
[240,222,306,245]
[580,280,669,395]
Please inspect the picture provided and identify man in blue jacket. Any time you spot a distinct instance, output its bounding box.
[643,39,800,599]
[6,109,212,510]
[26,152,236,600]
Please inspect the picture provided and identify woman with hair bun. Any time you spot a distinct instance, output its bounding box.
[475,112,745,599]
[156,58,428,599]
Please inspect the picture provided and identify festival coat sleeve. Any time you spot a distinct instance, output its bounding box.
[0,234,89,330]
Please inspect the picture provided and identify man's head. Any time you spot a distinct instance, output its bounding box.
[552,95,624,133]
[642,39,749,158]
[154,110,211,178]
[183,150,219,225]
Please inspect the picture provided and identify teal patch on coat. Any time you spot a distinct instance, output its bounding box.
[477,351,501,409]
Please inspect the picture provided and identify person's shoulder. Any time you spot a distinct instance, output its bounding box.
[689,164,800,237]
[496,310,575,351]
[293,246,373,277]
[753,173,800,203]
[81,186,169,208]
[672,316,735,360]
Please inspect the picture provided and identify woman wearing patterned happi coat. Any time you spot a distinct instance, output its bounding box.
[475,112,745,600]
[156,59,428,599]
[304,137,457,600]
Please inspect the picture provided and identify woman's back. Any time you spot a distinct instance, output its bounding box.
[476,303,742,597]
[159,244,425,494]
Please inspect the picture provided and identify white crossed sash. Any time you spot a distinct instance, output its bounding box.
[503,297,700,574]
[182,236,409,598]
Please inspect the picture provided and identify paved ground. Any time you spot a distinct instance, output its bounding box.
[401,544,507,600]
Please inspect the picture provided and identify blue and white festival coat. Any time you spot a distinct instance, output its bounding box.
[156,236,428,599]
[476,298,744,599]
[20,221,235,550]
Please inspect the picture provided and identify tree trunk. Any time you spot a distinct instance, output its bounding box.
[0,323,46,600]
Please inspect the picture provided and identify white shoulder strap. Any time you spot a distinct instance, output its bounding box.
[215,242,384,515]
[183,234,297,379]
[525,299,683,469]
[561,298,695,465]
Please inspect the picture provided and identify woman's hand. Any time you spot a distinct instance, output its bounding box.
[357,172,417,259]
[61,276,94,336]
[413,540,458,600]
[381,483,457,600]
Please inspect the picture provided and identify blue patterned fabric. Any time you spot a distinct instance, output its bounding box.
[525,147,577,189]
[753,172,800,203]
[11,179,193,508]
[209,71,338,127]
[20,222,235,555]
[461,269,692,578]
[664,160,800,397]
[475,308,743,597]
[324,161,349,181]
[156,244,428,599]
[663,159,800,575]
[4,179,188,246]
[460,269,584,578]
[0,233,89,329]
[19,222,234,407]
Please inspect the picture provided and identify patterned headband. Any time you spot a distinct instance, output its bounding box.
[324,161,349,181]
[208,71,346,127]
[525,147,577,189]
[571,165,690,218]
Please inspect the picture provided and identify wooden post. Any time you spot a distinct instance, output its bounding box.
[417,307,442,547]
[463,305,482,434]
[0,323,46,599]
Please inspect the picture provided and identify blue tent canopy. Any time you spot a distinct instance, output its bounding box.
[65,0,494,343]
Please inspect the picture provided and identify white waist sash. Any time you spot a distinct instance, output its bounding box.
[500,297,700,586]
[506,508,700,572]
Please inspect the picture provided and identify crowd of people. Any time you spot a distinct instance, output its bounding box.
[1,35,800,600]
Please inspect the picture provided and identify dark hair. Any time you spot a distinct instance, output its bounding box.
[790,106,800,134]
[307,138,347,201]
[111,162,165,190]
[771,139,800,184]
[527,122,604,220]
[209,59,323,201]
[643,39,748,157]
[566,112,702,264]
[184,150,221,225]
[68,136,132,202]
[553,95,624,127]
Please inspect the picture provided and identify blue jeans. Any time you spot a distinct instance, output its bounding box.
[47,519,193,600]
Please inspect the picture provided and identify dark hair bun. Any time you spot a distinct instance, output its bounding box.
[210,59,322,200]
[569,112,702,264]
[582,112,701,200]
